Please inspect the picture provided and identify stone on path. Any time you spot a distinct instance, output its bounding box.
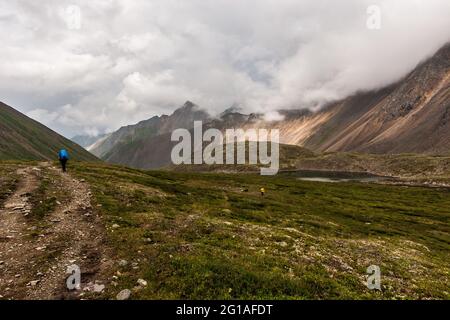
[116,289,131,300]
[137,279,147,287]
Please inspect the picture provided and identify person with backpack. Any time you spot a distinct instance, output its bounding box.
[58,149,70,172]
[260,187,266,197]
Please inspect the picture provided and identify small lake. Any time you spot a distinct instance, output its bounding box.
[280,170,391,183]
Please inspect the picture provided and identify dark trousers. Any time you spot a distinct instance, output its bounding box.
[60,159,68,172]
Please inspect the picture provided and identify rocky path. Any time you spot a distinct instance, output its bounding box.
[0,164,111,300]
[0,167,40,298]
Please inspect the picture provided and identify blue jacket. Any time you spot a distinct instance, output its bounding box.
[58,149,69,160]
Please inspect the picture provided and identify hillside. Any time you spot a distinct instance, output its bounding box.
[168,142,316,173]
[241,42,450,154]
[89,101,210,159]
[0,102,99,162]
[300,42,450,154]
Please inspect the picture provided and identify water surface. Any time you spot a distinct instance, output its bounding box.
[280,170,391,183]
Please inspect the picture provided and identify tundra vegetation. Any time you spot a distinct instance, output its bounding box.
[69,164,450,299]
[0,160,449,300]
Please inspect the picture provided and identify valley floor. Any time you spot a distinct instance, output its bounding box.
[0,161,449,300]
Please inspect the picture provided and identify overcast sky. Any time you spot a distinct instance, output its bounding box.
[0,0,449,137]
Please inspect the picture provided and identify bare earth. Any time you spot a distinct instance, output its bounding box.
[0,163,111,300]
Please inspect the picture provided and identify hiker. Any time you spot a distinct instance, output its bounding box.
[260,187,265,197]
[58,149,69,172]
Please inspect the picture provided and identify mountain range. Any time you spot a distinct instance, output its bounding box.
[76,42,450,169]
[0,43,448,167]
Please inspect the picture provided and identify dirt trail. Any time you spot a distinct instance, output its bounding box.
[0,164,111,300]
[0,168,40,298]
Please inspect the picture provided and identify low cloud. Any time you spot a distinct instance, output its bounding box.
[0,0,449,137]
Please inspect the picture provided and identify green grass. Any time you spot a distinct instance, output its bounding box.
[28,174,57,220]
[67,162,450,300]
[27,168,70,221]
[0,162,20,206]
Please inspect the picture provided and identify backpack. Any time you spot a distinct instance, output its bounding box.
[59,149,69,160]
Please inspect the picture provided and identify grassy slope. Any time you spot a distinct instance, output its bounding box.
[0,102,99,162]
[168,142,316,173]
[64,162,450,300]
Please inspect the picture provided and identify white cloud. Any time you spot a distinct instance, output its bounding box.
[1,0,449,137]
[263,111,285,122]
[26,108,59,125]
